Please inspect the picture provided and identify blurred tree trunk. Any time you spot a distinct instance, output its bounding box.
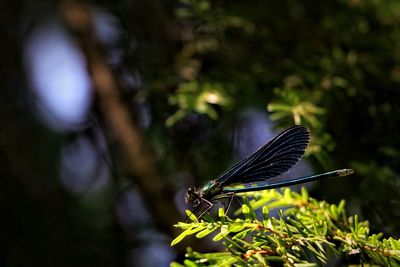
[60,0,181,235]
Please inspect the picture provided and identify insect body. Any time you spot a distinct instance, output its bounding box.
[185,125,354,217]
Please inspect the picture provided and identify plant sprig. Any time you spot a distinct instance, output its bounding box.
[171,188,400,266]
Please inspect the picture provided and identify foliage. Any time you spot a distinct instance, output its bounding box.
[146,0,400,236]
[171,188,400,266]
[166,81,232,127]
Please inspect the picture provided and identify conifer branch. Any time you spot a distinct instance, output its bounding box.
[171,188,400,266]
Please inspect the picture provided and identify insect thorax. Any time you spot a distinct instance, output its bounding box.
[200,180,222,197]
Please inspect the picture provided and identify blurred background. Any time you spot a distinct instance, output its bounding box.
[1,0,400,266]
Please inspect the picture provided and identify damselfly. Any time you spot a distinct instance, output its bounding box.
[185,125,354,218]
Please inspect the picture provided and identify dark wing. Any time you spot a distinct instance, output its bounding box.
[215,125,310,186]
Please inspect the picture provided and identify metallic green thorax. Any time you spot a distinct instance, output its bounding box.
[200,180,222,197]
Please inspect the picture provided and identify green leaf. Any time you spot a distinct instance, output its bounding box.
[213,225,230,241]
[228,223,247,233]
[262,206,269,227]
[183,259,198,267]
[301,187,309,202]
[166,109,189,127]
[241,204,252,221]
[185,210,199,223]
[171,228,191,246]
[171,226,204,246]
[215,257,237,266]
[195,226,218,238]
[242,197,257,219]
[389,237,400,250]
[170,262,186,267]
[294,263,318,267]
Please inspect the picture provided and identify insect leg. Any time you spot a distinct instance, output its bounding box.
[196,198,213,219]
[211,192,236,215]
[232,194,242,207]
[224,192,235,215]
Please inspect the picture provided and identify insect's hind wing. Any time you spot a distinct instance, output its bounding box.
[215,125,310,185]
